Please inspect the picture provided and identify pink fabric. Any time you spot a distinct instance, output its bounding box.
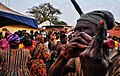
[0,38,10,51]
[106,39,115,49]
[119,43,120,47]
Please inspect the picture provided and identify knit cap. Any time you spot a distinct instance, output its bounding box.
[7,32,20,44]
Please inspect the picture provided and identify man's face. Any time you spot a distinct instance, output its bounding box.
[74,21,97,37]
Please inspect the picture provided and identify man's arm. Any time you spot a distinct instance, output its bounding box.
[48,52,69,76]
[48,51,76,76]
[48,32,91,76]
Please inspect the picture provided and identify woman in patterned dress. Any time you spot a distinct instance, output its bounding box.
[29,36,48,76]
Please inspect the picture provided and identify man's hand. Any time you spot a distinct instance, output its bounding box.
[60,32,92,60]
[78,20,109,76]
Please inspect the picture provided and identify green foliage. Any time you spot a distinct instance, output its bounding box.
[26,3,62,24]
[52,20,67,25]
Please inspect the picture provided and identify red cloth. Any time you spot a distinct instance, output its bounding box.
[0,38,10,51]
[106,39,115,49]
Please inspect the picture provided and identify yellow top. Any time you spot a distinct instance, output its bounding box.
[114,41,119,47]
[19,43,24,49]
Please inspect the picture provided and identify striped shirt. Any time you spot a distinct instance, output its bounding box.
[0,49,31,76]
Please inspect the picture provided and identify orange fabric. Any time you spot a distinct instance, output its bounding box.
[29,43,48,76]
[108,27,120,37]
[29,59,47,76]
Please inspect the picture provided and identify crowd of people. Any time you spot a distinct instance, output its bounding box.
[0,21,120,76]
[0,27,74,76]
[0,2,120,75]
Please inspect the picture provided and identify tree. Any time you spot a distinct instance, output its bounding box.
[52,20,67,25]
[26,3,63,24]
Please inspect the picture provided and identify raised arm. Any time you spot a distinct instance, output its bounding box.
[48,36,90,76]
[48,53,69,76]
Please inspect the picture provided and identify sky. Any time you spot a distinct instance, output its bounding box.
[1,0,120,26]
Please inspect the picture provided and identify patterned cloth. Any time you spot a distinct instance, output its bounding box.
[109,53,120,76]
[0,49,31,76]
[6,33,20,44]
[29,59,47,76]
[0,38,10,51]
[29,43,47,76]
